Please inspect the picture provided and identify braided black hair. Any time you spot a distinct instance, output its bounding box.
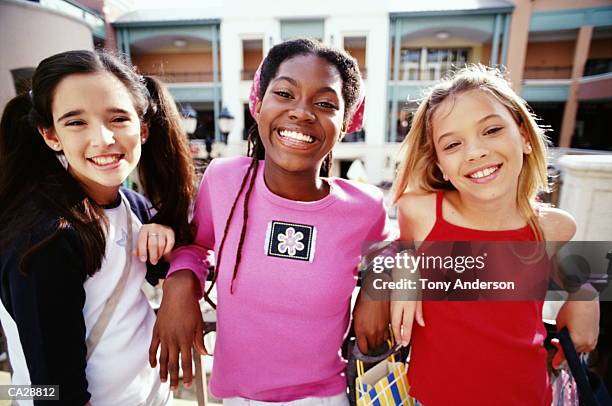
[204,39,362,304]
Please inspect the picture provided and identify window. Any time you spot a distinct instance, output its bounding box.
[573,101,612,151]
[242,39,263,80]
[280,20,324,42]
[584,58,612,76]
[399,48,469,81]
[343,36,367,78]
[387,100,419,142]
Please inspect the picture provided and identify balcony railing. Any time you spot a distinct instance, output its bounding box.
[240,68,367,80]
[341,130,366,143]
[390,65,466,81]
[142,71,218,83]
[523,66,572,80]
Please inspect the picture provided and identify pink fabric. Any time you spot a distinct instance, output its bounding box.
[169,156,390,401]
[248,63,365,133]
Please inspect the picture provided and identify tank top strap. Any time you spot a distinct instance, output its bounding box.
[435,191,444,220]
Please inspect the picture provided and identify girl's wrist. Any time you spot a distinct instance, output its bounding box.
[164,269,202,297]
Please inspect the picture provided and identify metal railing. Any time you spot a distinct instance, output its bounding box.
[142,71,217,83]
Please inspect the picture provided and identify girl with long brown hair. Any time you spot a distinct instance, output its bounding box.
[0,50,194,405]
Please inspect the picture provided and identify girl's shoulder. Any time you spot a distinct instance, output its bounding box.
[330,177,385,206]
[199,156,255,191]
[395,190,438,241]
[396,190,437,221]
[205,156,253,176]
[120,187,154,223]
[536,205,577,242]
[1,209,83,282]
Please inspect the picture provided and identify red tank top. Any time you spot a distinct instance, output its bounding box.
[407,192,551,406]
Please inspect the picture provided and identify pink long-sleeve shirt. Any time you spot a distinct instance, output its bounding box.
[168,156,390,401]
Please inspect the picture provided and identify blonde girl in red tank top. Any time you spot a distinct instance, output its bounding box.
[388,65,600,405]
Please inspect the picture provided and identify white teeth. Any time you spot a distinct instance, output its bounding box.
[469,166,498,179]
[279,130,314,143]
[91,155,120,165]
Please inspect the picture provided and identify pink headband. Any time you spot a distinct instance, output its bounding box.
[248,62,365,133]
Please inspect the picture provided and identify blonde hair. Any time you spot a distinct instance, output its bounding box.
[391,65,549,239]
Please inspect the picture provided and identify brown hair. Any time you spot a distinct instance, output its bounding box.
[391,65,549,239]
[0,50,194,277]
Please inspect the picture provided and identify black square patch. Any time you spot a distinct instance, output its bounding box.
[265,221,316,262]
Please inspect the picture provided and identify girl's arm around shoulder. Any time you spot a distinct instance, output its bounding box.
[166,160,220,291]
[389,192,430,347]
[150,160,223,389]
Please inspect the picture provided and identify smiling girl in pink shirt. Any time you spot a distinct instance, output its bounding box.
[149,39,391,404]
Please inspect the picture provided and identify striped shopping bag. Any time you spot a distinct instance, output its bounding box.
[354,342,414,406]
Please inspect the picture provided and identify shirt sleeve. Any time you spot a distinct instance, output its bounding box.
[365,191,394,243]
[120,187,170,286]
[168,161,216,294]
[6,230,91,406]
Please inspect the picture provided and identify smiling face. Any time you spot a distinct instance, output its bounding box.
[432,89,531,202]
[255,54,345,175]
[40,72,145,204]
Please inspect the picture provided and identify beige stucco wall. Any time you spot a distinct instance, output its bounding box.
[0,0,94,111]
[532,0,612,12]
[525,40,576,68]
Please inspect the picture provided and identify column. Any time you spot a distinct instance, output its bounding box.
[500,13,511,67]
[505,0,532,92]
[212,25,220,143]
[389,18,401,143]
[490,13,502,66]
[559,26,593,148]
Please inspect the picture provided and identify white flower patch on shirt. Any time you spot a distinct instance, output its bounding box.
[264,221,316,262]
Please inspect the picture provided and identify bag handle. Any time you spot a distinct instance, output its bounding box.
[353,340,401,364]
[354,339,406,379]
[86,194,133,360]
[557,327,599,406]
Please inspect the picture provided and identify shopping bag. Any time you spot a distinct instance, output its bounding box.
[354,341,414,406]
[552,365,579,406]
[557,327,611,406]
